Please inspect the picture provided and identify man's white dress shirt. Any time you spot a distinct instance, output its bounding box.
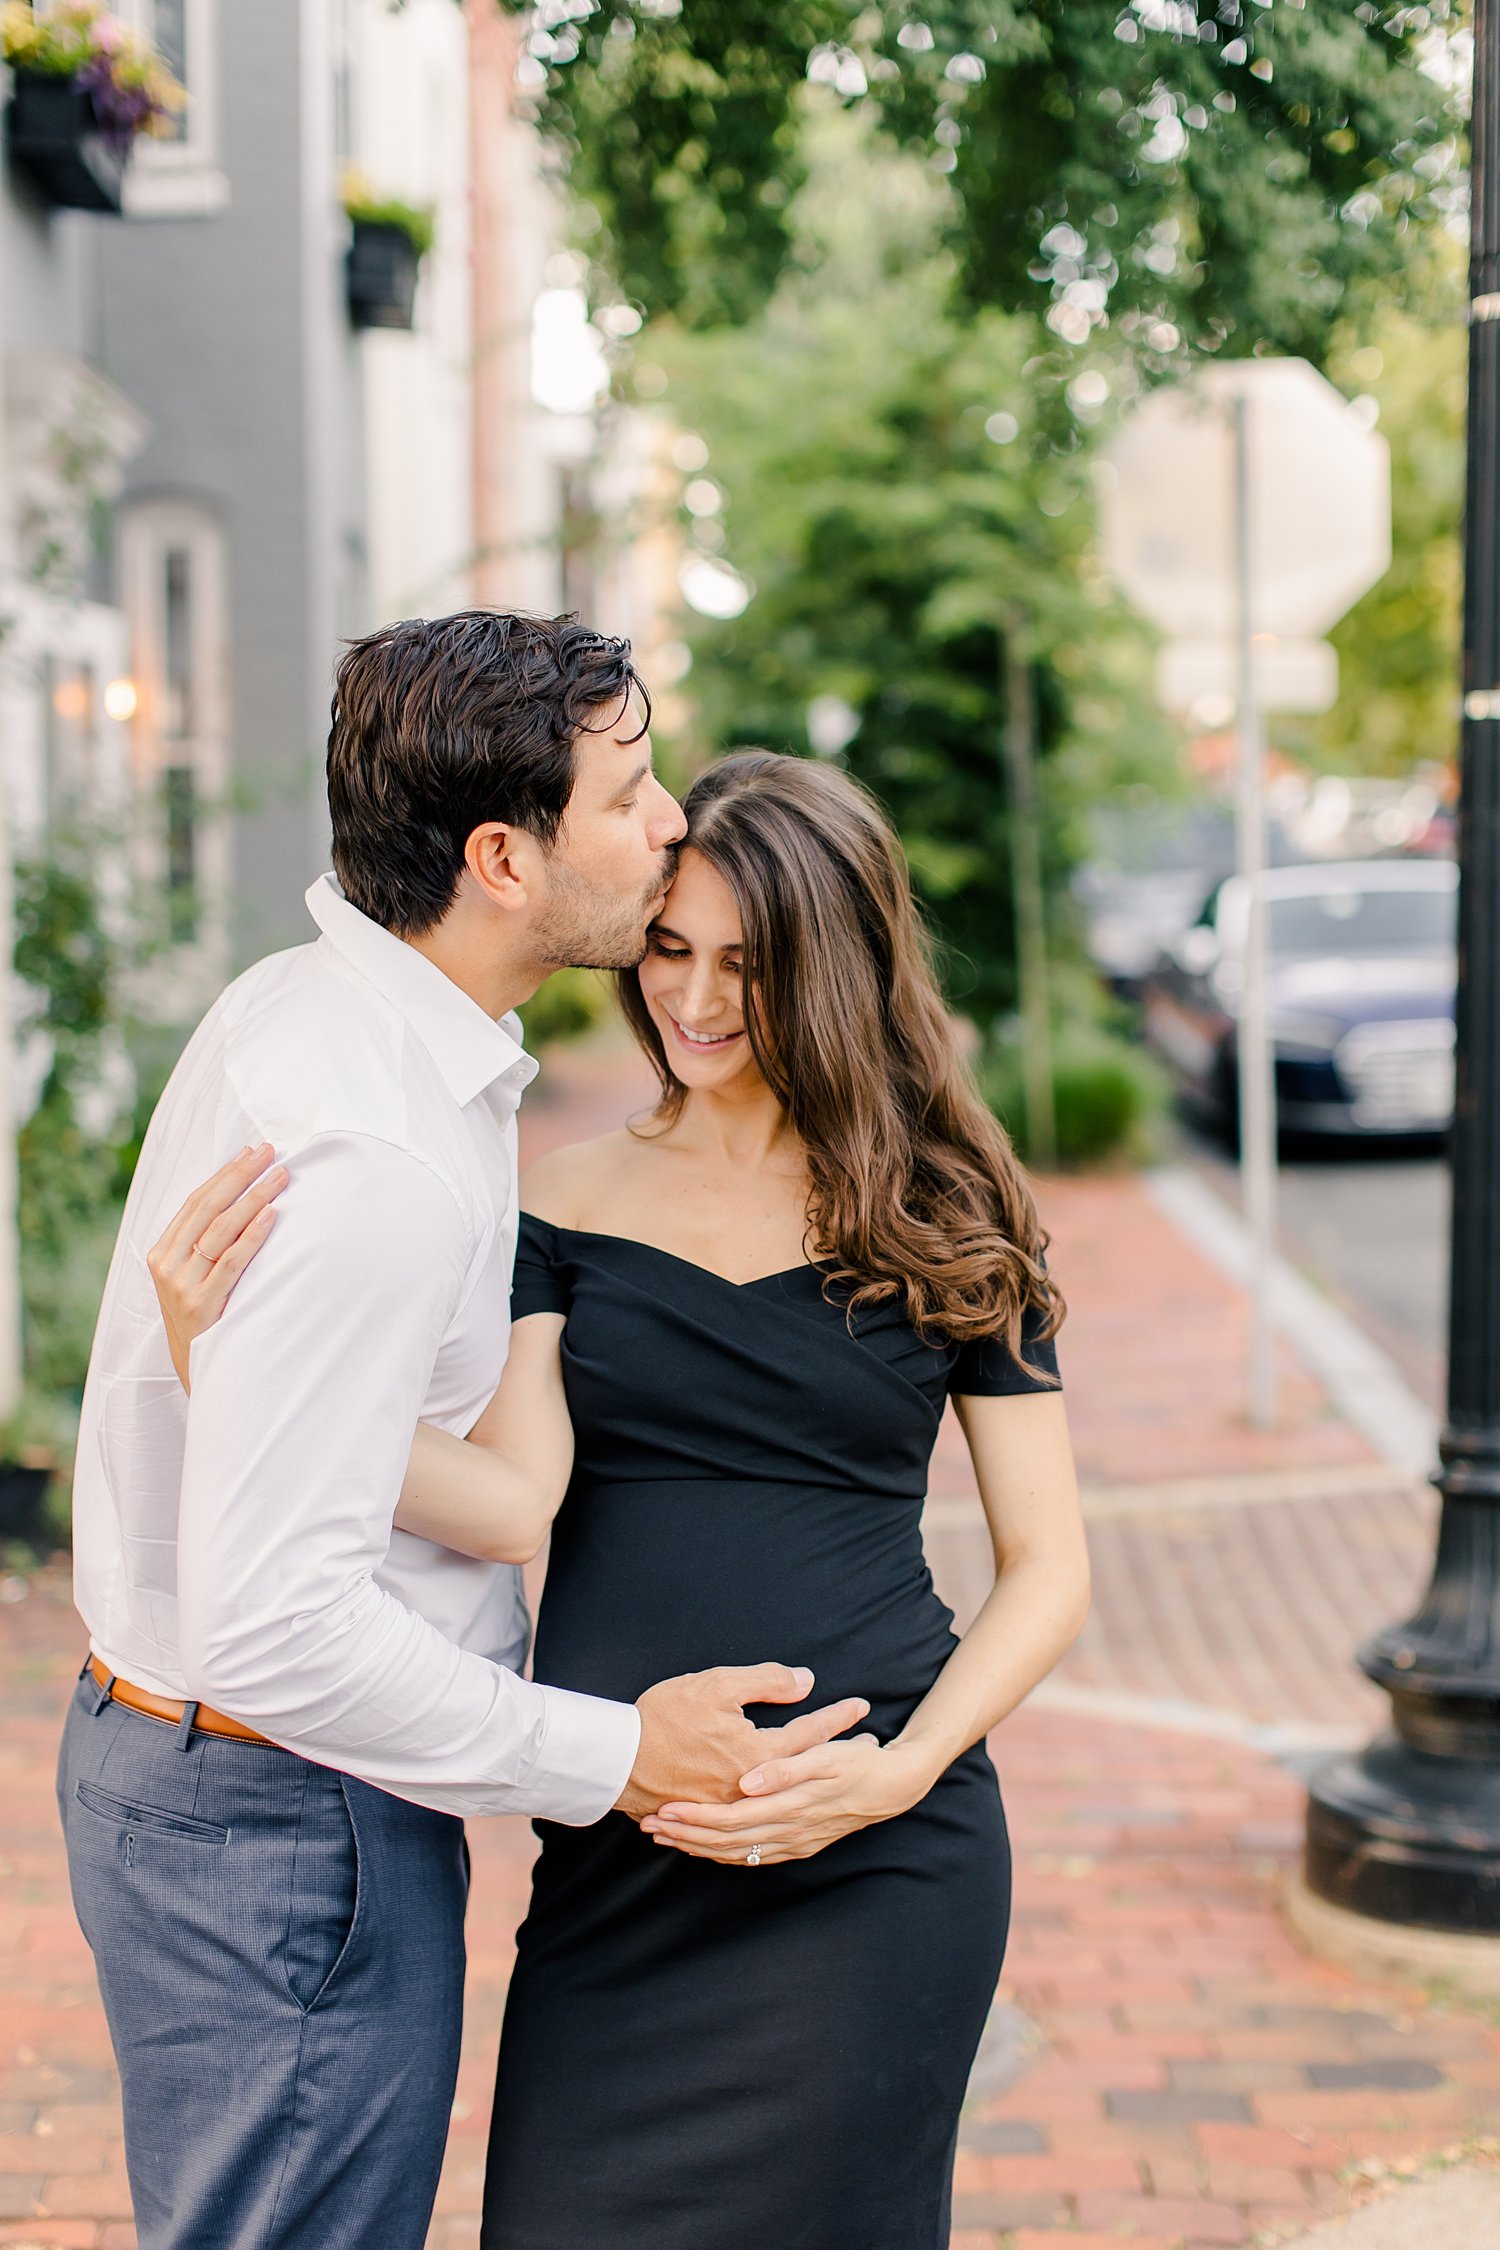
[71,874,641,1821]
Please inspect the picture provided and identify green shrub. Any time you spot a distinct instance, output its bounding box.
[12,850,130,1413]
[519,967,610,1052]
[16,1083,125,1402]
[983,1023,1167,1172]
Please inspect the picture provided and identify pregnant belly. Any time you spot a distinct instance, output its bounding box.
[533,1476,958,1735]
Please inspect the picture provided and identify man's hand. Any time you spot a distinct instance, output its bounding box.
[614,1664,869,1823]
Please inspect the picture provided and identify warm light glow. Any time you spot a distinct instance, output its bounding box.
[51,679,90,722]
[103,676,139,722]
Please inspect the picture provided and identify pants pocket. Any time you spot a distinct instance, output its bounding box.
[74,1778,230,1845]
[284,1774,363,2014]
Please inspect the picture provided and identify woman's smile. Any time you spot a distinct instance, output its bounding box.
[667,1014,743,1053]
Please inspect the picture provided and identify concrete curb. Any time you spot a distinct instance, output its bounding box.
[1285,1871,1500,2001]
[1029,1674,1357,1759]
[1146,1166,1439,1478]
[1273,2165,1500,2248]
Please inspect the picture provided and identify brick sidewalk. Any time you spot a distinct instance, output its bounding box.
[2,1030,1489,2250]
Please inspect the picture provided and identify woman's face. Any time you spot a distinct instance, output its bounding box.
[637,847,762,1095]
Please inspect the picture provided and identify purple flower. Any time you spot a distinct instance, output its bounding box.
[77,53,152,152]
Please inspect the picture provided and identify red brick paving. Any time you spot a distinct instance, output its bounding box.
[2,1033,1490,2249]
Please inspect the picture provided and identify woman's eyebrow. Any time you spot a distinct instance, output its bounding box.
[651,921,742,954]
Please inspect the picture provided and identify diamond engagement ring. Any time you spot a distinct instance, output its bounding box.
[745,1844,763,1867]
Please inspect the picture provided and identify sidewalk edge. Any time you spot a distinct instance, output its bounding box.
[1145,1167,1439,1479]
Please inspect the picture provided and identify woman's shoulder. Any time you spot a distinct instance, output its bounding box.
[519,1130,642,1230]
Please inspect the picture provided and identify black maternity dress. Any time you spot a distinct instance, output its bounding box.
[481,1215,1061,2250]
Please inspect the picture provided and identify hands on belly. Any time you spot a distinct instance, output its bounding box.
[613,1662,870,1825]
[641,1734,939,1866]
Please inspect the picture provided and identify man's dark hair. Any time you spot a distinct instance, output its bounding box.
[326,609,649,936]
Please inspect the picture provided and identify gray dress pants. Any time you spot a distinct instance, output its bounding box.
[57,1670,469,2250]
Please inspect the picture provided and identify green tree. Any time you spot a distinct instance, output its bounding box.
[505,1,1461,359]
[657,122,1170,1023]
[1285,278,1466,775]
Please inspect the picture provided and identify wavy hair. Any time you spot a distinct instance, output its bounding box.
[617,751,1061,1366]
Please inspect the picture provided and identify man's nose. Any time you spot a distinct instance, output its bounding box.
[650,778,687,849]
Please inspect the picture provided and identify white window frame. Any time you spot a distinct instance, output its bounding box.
[119,0,229,218]
[119,498,231,1011]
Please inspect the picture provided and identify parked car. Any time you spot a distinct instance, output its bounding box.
[1141,859,1457,1140]
[1076,800,1239,997]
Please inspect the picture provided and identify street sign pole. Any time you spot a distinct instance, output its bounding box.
[1101,360,1389,1433]
[1231,392,1277,1430]
[1302,0,1500,1937]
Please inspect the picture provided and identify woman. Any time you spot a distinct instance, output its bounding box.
[149,751,1089,2250]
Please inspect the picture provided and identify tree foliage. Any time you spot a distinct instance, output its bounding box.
[505,1,1462,357]
[656,124,1171,1023]
[1288,279,1466,774]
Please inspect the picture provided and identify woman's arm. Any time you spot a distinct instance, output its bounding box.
[643,1390,1089,1864]
[395,1312,572,1563]
[147,1145,575,1564]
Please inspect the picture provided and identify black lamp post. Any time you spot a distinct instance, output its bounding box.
[1303,0,1500,1934]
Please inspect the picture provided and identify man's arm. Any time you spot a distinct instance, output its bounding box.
[175,1130,640,1822]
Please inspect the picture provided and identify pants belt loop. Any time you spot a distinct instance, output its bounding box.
[86,1667,116,1717]
[175,1700,200,1751]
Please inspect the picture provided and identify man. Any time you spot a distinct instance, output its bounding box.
[59,612,865,2250]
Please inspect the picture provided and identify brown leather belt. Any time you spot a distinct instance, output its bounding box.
[88,1654,274,1746]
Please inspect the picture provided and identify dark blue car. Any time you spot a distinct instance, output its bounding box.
[1141,858,1457,1138]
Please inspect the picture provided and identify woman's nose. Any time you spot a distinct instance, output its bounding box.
[681,961,729,1019]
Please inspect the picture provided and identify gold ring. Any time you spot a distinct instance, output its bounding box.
[191,1239,213,1262]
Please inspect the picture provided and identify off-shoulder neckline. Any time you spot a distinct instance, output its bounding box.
[519,1210,825,1293]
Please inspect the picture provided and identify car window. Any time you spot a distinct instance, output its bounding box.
[1267,887,1454,957]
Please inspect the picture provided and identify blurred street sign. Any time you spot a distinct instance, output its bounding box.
[1100,357,1391,662]
[1156,634,1338,716]
[1099,360,1392,1436]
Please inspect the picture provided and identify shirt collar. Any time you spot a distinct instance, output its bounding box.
[305,874,538,1112]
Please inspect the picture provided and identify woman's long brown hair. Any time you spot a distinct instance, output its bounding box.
[617,751,1062,1367]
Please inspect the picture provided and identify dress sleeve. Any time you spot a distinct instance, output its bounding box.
[949,1299,1062,1397]
[511,1212,572,1320]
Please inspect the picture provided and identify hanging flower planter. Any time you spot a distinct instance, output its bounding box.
[3,3,185,215]
[342,175,435,332]
[347,219,422,330]
[8,66,124,211]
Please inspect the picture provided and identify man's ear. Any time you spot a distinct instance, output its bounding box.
[464,821,546,915]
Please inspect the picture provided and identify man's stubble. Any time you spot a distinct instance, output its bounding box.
[532,849,676,974]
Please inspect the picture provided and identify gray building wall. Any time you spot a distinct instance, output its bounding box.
[3,194,93,359]
[92,0,367,966]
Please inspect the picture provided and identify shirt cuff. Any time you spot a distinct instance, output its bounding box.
[524,1684,642,1826]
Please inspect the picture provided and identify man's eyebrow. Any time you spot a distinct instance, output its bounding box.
[617,758,651,796]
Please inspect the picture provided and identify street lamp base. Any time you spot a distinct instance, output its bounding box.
[1285,1871,1500,2001]
[1305,1729,1500,1933]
